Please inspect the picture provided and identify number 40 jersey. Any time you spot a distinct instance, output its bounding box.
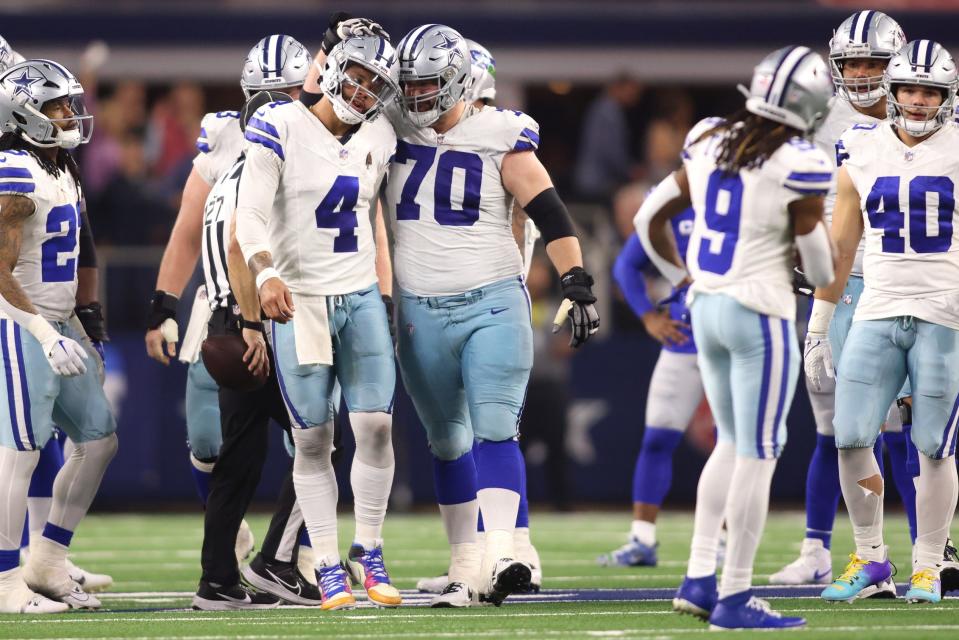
[682,117,833,320]
[0,150,80,322]
[839,122,959,330]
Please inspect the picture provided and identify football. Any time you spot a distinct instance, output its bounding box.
[200,334,267,392]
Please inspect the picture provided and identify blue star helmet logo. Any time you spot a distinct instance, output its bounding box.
[10,69,41,100]
[435,33,460,51]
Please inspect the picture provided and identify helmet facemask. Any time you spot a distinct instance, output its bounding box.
[830,55,890,107]
[887,82,954,137]
[327,60,396,125]
[400,72,459,127]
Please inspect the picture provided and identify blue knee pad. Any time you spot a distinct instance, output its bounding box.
[632,427,683,505]
[433,451,477,506]
[185,360,222,460]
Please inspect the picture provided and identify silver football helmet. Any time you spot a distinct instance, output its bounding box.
[240,35,311,100]
[396,24,471,127]
[465,39,496,104]
[740,46,833,134]
[0,36,24,73]
[885,40,957,137]
[829,11,905,107]
[320,35,398,125]
[0,59,93,149]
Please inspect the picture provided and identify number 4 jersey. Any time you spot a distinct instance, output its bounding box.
[0,150,80,322]
[839,122,959,330]
[682,117,833,320]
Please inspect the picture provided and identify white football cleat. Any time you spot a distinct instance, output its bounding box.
[22,543,100,610]
[65,557,112,593]
[416,573,448,594]
[0,570,69,614]
[769,538,832,585]
[235,519,255,563]
[514,529,542,592]
[430,581,477,608]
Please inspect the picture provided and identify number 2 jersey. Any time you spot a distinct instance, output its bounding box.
[682,117,833,320]
[0,150,81,322]
[838,122,959,330]
[240,101,395,295]
[383,105,535,296]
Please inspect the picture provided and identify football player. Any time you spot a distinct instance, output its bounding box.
[817,40,959,605]
[637,46,835,628]
[236,34,402,611]
[771,12,912,595]
[0,59,119,613]
[386,24,599,607]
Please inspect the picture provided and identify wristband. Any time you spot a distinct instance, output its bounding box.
[242,319,265,332]
[807,299,836,335]
[255,268,281,290]
[147,290,178,330]
[26,314,59,350]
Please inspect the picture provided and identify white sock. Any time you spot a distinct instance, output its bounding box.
[26,497,52,543]
[915,454,959,573]
[719,455,777,599]
[0,448,39,552]
[448,542,481,588]
[351,459,393,549]
[291,425,340,566]
[687,440,735,578]
[631,520,657,546]
[439,501,479,545]
[838,447,885,562]
[46,435,117,536]
[477,488,519,533]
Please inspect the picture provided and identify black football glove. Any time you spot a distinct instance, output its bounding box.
[321,12,390,54]
[382,294,396,347]
[792,267,814,297]
[553,267,600,348]
[76,301,108,342]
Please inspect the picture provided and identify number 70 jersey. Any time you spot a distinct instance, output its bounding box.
[682,117,833,320]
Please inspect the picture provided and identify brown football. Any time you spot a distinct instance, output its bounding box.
[200,334,267,392]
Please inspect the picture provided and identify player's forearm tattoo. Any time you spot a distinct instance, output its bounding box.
[0,195,39,315]
[247,251,275,278]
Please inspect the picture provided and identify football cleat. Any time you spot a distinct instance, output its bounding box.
[317,564,355,610]
[22,553,100,610]
[65,557,112,593]
[484,558,531,606]
[904,569,941,603]
[416,572,448,594]
[514,533,542,592]
[192,581,281,610]
[597,536,658,567]
[0,571,69,614]
[708,590,805,630]
[769,539,832,585]
[672,574,717,620]
[241,553,321,606]
[821,554,892,602]
[430,581,477,608]
[344,543,401,607]
[940,538,959,594]
[857,577,897,599]
[235,519,255,563]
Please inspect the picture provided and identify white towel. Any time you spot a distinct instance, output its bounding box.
[292,294,333,366]
[179,286,212,365]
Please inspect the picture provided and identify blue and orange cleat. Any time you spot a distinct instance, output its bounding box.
[672,574,717,620]
[709,590,805,630]
[317,564,355,611]
[597,536,658,567]
[344,543,402,607]
[905,569,941,604]
[821,553,893,603]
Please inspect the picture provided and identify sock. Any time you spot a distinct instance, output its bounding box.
[0,448,40,571]
[903,423,920,478]
[475,440,523,536]
[46,434,117,536]
[631,519,657,547]
[883,431,918,544]
[838,447,885,562]
[719,456,777,599]
[804,434,840,549]
[914,454,959,573]
[23,438,63,548]
[291,425,340,566]
[632,427,683,505]
[350,412,395,549]
[687,440,735,578]
[433,452,479,545]
[189,454,215,506]
[874,436,885,477]
[516,454,529,529]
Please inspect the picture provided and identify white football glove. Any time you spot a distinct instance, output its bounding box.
[803,331,834,393]
[337,17,389,41]
[42,336,89,377]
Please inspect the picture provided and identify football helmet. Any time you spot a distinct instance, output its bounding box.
[396,24,471,127]
[885,39,957,137]
[829,11,905,107]
[0,36,24,73]
[465,39,496,104]
[739,46,833,134]
[240,35,311,100]
[320,35,398,124]
[0,59,93,149]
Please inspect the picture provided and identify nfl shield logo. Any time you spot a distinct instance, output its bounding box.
[339,148,349,160]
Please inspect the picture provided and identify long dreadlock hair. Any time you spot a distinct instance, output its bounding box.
[0,130,83,199]
[693,108,801,174]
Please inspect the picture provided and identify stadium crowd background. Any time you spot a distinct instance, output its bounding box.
[4,0,958,511]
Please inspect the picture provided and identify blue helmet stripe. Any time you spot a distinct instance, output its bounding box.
[374,36,386,63]
[848,12,862,41]
[861,10,875,43]
[262,36,272,76]
[764,45,799,103]
[924,40,934,69]
[404,23,441,60]
[275,35,286,75]
[777,49,813,107]
[911,41,920,67]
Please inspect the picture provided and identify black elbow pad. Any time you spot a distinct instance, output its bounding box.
[522,188,576,244]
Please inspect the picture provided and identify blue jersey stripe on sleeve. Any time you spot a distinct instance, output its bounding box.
[0,167,32,180]
[0,181,36,194]
[245,130,285,161]
[786,172,832,183]
[785,184,828,196]
[247,116,281,140]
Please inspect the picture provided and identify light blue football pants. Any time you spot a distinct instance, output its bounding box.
[185,359,221,460]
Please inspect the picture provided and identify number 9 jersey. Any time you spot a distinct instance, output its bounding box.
[383,106,535,296]
[0,150,80,322]
[682,117,833,320]
[838,122,959,330]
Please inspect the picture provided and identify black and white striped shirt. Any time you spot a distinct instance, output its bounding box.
[201,155,245,310]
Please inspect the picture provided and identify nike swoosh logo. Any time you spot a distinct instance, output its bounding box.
[266,568,301,594]
[814,569,830,581]
[491,307,509,315]
[216,591,251,604]
[357,290,372,296]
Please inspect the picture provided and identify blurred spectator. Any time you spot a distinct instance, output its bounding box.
[612,181,647,242]
[643,118,688,183]
[83,81,147,196]
[573,74,642,204]
[145,82,204,181]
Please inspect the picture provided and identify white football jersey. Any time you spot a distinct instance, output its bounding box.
[683,117,833,320]
[193,110,244,186]
[242,101,395,295]
[201,155,245,310]
[814,98,881,276]
[383,105,534,296]
[838,122,959,330]
[0,151,81,322]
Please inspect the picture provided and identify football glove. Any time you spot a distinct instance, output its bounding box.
[792,267,814,297]
[321,13,390,54]
[75,302,108,342]
[803,331,835,393]
[43,336,89,377]
[382,294,396,346]
[553,267,600,348]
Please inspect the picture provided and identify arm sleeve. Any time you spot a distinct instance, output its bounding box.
[795,221,834,288]
[235,143,281,264]
[612,234,655,318]
[634,173,689,286]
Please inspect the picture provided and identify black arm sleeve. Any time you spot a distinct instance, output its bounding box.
[299,89,323,108]
[522,187,576,244]
[77,200,97,268]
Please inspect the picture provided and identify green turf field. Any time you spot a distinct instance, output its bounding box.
[1,510,956,639]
